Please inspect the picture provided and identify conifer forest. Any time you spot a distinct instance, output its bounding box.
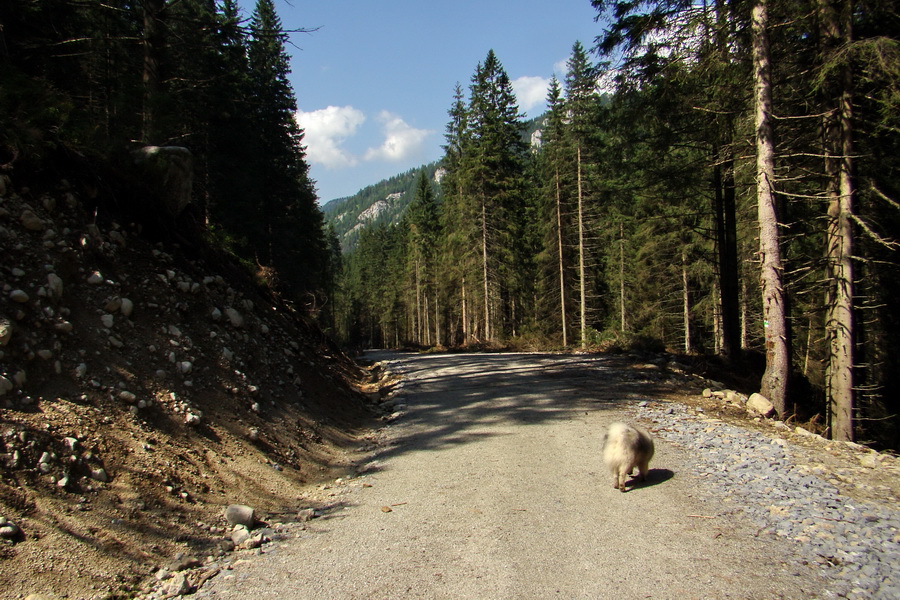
[1,1,898,448]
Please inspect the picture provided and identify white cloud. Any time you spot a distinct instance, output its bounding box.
[553,59,569,78]
[512,76,551,112]
[363,111,433,163]
[295,105,365,169]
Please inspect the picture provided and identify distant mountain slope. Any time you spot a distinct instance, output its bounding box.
[322,161,444,253]
[323,114,546,253]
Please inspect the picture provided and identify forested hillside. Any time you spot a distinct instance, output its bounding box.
[334,4,900,449]
[1,0,333,308]
[322,162,444,253]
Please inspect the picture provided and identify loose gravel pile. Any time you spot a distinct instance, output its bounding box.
[632,401,900,600]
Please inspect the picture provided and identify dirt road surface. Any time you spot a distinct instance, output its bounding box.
[198,352,820,599]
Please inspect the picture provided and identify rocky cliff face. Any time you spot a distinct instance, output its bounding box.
[0,171,379,599]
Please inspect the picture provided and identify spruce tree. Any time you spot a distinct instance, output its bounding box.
[247,0,327,299]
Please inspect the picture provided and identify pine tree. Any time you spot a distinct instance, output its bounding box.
[563,41,601,349]
[537,76,572,346]
[247,0,327,299]
[407,170,441,345]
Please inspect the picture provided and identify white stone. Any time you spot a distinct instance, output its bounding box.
[120,297,134,317]
[87,271,104,285]
[75,363,88,378]
[211,307,222,321]
[101,313,114,328]
[178,361,193,374]
[747,393,776,418]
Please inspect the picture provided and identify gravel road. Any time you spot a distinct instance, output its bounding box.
[196,351,860,599]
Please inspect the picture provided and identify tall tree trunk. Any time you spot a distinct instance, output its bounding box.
[753,0,789,416]
[821,0,855,441]
[141,0,167,144]
[713,148,742,361]
[713,281,722,355]
[461,275,468,345]
[482,197,491,343]
[682,249,692,354]
[577,145,587,350]
[414,258,422,345]
[556,167,568,347]
[434,290,440,347]
[620,223,627,333]
[741,276,749,349]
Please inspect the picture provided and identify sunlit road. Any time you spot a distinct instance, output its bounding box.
[200,352,817,600]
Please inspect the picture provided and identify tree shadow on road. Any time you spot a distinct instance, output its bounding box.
[361,351,683,467]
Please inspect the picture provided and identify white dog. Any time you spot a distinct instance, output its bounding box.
[603,422,655,492]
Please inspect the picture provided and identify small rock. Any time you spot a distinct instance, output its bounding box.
[0,376,14,397]
[0,520,21,539]
[120,297,134,317]
[105,297,122,313]
[54,321,74,333]
[702,388,712,398]
[747,393,776,418]
[101,313,114,328]
[90,468,109,483]
[859,453,879,469]
[224,504,255,528]
[297,508,319,522]
[87,271,104,285]
[230,525,251,546]
[20,209,45,231]
[224,308,244,328]
[118,391,137,403]
[159,573,190,597]
[47,273,63,299]
[167,554,202,572]
[10,289,30,303]
[0,318,11,346]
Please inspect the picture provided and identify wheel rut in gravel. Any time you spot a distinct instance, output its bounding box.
[198,351,826,600]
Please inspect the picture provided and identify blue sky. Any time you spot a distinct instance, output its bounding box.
[238,1,605,203]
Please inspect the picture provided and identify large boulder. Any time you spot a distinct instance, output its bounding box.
[132,146,193,217]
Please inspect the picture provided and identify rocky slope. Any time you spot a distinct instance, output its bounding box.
[0,171,380,599]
